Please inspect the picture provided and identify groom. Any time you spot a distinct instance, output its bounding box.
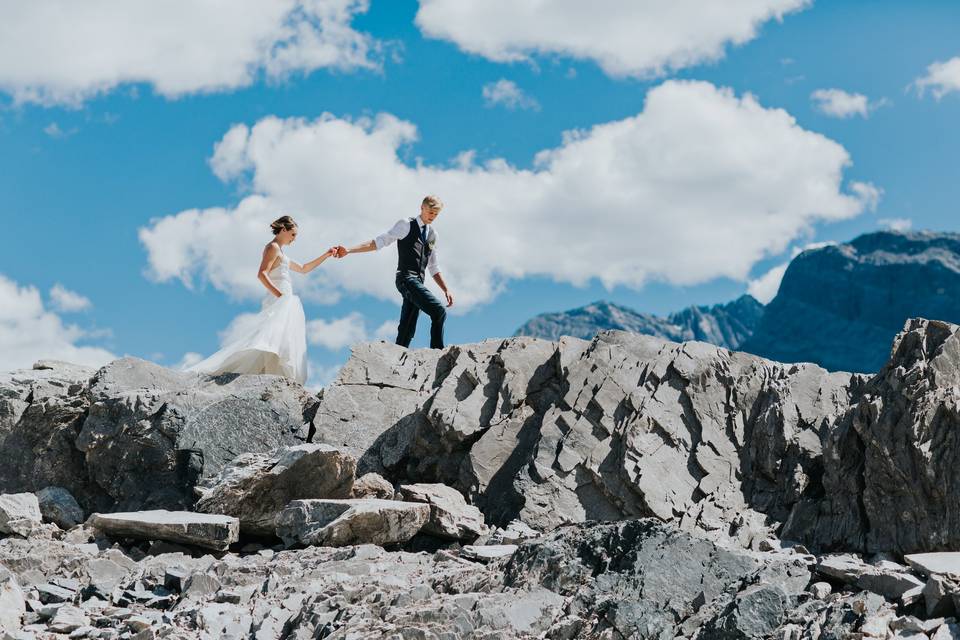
[340,195,454,349]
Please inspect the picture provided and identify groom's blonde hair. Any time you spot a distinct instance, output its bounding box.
[422,195,443,211]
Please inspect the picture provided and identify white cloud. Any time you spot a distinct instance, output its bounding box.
[482,79,540,111]
[879,217,912,232]
[0,274,114,371]
[0,0,380,106]
[306,360,343,390]
[913,57,960,99]
[747,262,788,304]
[415,0,810,78]
[140,80,878,312]
[49,284,92,312]
[176,352,204,370]
[849,181,882,212]
[810,88,884,119]
[306,312,369,350]
[43,122,77,138]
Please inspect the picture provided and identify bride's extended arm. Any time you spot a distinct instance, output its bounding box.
[290,247,338,274]
[258,244,284,298]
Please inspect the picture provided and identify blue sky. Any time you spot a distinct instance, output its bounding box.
[1,0,959,386]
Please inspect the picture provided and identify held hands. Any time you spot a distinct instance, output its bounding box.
[328,245,348,258]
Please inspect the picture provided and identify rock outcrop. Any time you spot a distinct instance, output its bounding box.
[276,498,431,548]
[9,314,960,635]
[784,318,960,554]
[195,444,355,536]
[314,332,855,547]
[0,357,318,513]
[516,294,765,350]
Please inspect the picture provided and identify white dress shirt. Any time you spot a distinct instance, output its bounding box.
[374,217,441,276]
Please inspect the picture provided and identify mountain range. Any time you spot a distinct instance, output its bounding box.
[516,230,960,372]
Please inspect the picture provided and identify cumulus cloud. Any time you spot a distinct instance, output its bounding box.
[879,217,912,232]
[49,284,92,312]
[913,57,960,99]
[306,312,369,350]
[747,263,788,304]
[810,88,885,118]
[0,274,114,372]
[306,361,343,390]
[482,79,540,111]
[175,352,204,370]
[0,0,380,106]
[140,80,879,312]
[415,0,810,78]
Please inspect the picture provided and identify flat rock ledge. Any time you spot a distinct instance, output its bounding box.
[276,499,430,548]
[87,510,239,551]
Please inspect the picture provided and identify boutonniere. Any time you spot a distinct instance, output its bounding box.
[427,234,437,249]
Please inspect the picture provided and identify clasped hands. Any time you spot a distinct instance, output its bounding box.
[326,245,349,259]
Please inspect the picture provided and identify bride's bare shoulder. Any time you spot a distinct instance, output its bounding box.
[263,240,281,255]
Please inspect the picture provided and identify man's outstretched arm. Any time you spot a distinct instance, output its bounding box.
[343,240,376,255]
[342,219,409,256]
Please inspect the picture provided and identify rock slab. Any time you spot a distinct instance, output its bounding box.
[276,499,429,548]
[87,510,239,551]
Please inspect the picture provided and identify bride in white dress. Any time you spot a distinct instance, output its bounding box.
[187,215,341,384]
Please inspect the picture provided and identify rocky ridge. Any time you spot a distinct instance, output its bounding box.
[4,317,960,637]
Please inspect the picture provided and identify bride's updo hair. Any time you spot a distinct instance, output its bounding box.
[270,215,297,235]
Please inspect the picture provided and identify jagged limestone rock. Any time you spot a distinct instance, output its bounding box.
[0,357,320,514]
[276,499,429,548]
[195,444,355,536]
[399,483,486,540]
[784,319,960,554]
[314,332,854,546]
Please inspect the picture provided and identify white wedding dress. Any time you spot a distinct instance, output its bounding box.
[187,251,308,383]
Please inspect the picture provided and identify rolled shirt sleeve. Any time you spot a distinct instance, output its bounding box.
[374,219,410,250]
[427,243,441,277]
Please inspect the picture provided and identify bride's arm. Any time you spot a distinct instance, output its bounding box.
[290,247,338,274]
[258,244,284,298]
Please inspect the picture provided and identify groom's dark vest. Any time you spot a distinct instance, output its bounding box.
[396,219,432,278]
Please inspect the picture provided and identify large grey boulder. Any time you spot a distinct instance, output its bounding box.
[0,493,42,536]
[783,318,960,554]
[276,499,430,548]
[76,358,317,511]
[399,483,486,540]
[0,362,101,511]
[195,444,355,536]
[87,510,239,551]
[1,357,320,513]
[314,333,854,544]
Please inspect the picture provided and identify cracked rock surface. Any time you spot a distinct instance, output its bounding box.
[6,317,960,637]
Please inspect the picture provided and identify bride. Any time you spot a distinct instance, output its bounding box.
[187,215,341,384]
